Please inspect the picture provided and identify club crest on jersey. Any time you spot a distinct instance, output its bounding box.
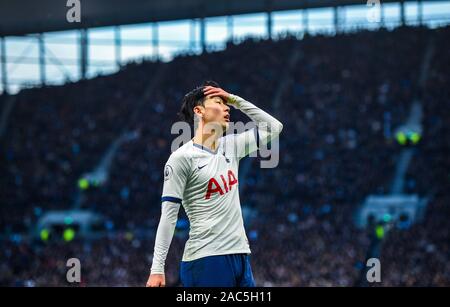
[205,170,238,200]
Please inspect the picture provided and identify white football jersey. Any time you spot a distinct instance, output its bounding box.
[162,129,258,261]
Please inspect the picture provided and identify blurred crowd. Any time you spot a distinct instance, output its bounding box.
[378,25,450,286]
[0,25,448,286]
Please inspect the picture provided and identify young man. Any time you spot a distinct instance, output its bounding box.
[146,81,283,287]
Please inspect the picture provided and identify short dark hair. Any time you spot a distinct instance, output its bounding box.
[178,80,221,124]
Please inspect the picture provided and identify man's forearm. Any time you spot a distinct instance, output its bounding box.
[150,201,180,274]
[228,94,283,142]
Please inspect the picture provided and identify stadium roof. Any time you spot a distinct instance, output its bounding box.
[0,0,442,37]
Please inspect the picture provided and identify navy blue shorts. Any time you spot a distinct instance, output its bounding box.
[180,254,256,287]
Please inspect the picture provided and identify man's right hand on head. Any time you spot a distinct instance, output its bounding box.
[146,273,166,287]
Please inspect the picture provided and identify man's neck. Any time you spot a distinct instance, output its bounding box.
[193,125,221,152]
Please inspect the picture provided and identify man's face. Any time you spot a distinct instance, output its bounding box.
[200,95,231,132]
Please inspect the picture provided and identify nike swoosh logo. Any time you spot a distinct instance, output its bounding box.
[198,164,208,170]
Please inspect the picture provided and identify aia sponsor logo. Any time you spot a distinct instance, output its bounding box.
[205,170,238,200]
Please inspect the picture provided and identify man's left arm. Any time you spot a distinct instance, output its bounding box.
[204,86,283,159]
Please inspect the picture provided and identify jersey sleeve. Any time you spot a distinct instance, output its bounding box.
[161,153,189,204]
[228,94,283,160]
[233,128,259,160]
[150,200,181,274]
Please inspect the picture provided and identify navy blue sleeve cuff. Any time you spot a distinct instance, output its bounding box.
[161,196,182,204]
